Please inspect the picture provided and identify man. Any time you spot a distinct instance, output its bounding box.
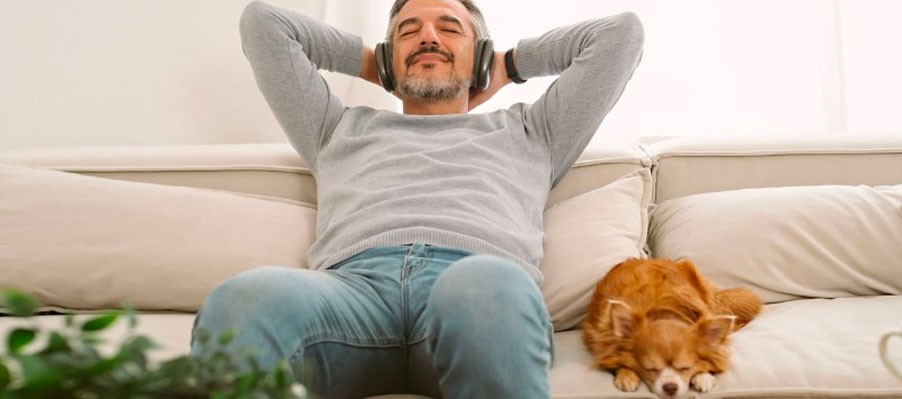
[193,0,643,397]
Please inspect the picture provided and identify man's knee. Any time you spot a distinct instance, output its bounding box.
[196,265,331,331]
[428,254,543,316]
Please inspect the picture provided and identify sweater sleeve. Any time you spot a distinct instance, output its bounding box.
[516,12,644,187]
[238,0,363,170]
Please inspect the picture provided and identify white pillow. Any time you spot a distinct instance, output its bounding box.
[0,164,316,312]
[540,169,652,332]
[649,184,902,303]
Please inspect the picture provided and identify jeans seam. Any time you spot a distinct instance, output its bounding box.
[401,252,412,341]
[288,333,406,365]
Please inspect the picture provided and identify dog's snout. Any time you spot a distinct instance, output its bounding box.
[663,382,678,396]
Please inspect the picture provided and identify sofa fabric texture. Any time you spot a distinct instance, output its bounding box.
[1,136,901,398]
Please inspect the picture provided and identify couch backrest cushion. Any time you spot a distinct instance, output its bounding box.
[541,169,652,331]
[645,135,902,203]
[649,183,902,303]
[0,163,315,313]
[0,144,319,205]
[0,141,650,210]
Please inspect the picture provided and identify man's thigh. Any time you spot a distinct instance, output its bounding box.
[194,260,409,398]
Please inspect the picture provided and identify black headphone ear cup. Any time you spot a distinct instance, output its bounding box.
[472,39,494,90]
[375,42,395,92]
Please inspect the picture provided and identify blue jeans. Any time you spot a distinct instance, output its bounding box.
[191,243,554,398]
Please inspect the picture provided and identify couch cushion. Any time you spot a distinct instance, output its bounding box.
[540,169,652,331]
[0,164,316,312]
[649,184,902,303]
[6,296,899,398]
[551,296,902,398]
[0,141,650,210]
[645,134,902,203]
[0,143,318,205]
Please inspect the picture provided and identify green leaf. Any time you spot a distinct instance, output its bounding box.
[88,353,125,375]
[81,313,119,332]
[194,328,211,346]
[8,328,36,353]
[1,289,38,317]
[63,312,75,327]
[271,361,290,389]
[39,331,70,354]
[217,329,236,347]
[124,335,158,352]
[122,302,138,329]
[0,361,10,390]
[14,354,61,389]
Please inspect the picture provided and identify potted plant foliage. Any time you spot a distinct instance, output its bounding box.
[0,289,307,399]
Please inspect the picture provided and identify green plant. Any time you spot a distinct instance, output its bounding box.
[0,289,307,399]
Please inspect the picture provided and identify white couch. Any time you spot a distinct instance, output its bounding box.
[2,135,902,398]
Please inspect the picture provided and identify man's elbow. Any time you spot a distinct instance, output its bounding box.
[614,11,645,51]
[239,1,273,40]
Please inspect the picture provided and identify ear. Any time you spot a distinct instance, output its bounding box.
[675,258,712,297]
[607,300,636,338]
[698,315,736,345]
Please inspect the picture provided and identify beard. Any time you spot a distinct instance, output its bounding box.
[399,67,470,102]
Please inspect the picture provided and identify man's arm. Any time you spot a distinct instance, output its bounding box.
[239,1,365,170]
[517,13,644,186]
[468,51,512,111]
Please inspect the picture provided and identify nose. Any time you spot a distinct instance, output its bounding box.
[663,382,678,396]
[417,23,440,46]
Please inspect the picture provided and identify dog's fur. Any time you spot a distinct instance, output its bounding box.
[582,258,762,398]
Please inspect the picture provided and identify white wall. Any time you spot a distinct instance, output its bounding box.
[0,0,395,151]
[1,0,900,151]
[475,0,902,144]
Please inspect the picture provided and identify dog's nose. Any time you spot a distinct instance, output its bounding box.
[663,382,678,396]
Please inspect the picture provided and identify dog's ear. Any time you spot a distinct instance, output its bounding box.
[607,300,636,338]
[697,315,736,345]
[675,258,714,298]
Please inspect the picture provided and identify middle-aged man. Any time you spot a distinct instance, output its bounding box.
[193,0,644,397]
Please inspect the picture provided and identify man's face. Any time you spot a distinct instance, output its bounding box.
[391,0,475,101]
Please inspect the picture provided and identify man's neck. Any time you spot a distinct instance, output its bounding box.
[402,96,469,115]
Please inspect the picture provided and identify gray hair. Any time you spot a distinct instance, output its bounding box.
[386,0,490,44]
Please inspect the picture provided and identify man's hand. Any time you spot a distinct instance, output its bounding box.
[468,51,511,111]
[360,46,405,101]
[360,46,382,87]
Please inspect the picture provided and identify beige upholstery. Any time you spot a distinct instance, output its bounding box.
[646,134,902,202]
[2,135,901,398]
[0,163,315,312]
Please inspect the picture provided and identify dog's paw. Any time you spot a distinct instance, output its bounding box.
[614,368,640,392]
[690,372,717,392]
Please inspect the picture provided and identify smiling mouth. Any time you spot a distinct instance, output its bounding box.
[406,48,453,67]
[412,54,449,65]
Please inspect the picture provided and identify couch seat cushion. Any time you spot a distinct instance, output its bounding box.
[5,296,901,398]
[552,296,902,398]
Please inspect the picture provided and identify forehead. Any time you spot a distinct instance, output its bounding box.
[396,0,470,28]
[636,321,693,364]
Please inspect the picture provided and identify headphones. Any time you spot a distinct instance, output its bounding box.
[374,38,494,93]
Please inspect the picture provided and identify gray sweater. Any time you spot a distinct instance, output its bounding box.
[239,1,643,280]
